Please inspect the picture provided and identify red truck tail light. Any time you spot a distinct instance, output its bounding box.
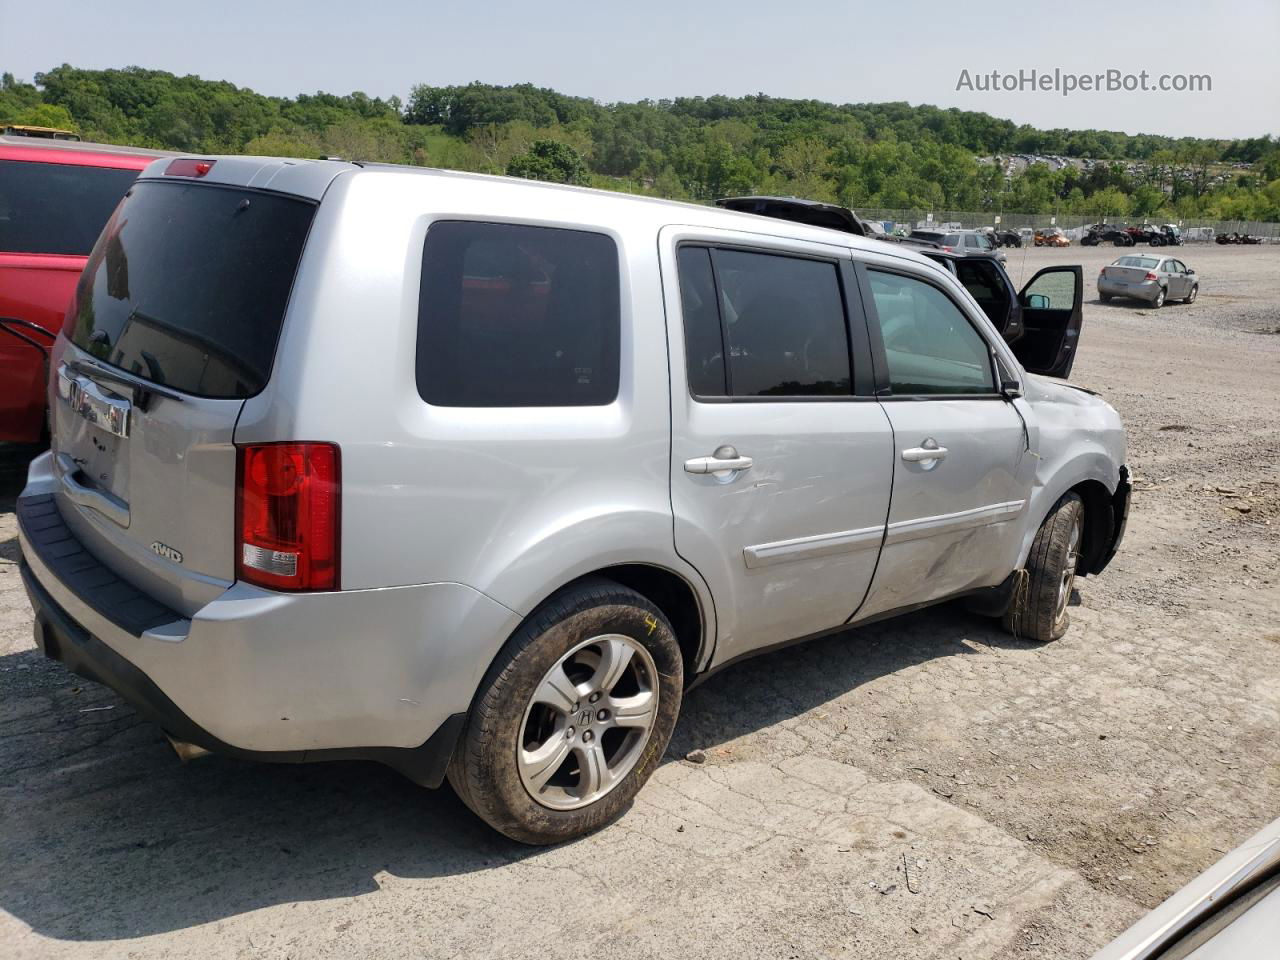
[236,443,340,591]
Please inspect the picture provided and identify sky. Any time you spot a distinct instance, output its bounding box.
[2,0,1278,140]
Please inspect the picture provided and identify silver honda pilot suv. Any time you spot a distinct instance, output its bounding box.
[18,156,1128,844]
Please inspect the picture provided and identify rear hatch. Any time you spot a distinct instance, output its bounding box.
[49,172,317,616]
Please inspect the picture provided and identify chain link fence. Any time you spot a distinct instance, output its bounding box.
[854,207,1280,242]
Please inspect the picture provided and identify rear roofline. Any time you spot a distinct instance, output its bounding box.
[140,154,940,267]
[136,155,355,202]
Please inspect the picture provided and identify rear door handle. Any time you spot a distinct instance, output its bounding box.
[684,444,753,477]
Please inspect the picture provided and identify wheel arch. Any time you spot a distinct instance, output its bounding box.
[568,564,710,683]
[481,558,715,696]
[1016,450,1121,572]
[1068,478,1116,575]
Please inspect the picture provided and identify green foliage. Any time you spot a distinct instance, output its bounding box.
[8,67,1279,221]
[506,139,589,185]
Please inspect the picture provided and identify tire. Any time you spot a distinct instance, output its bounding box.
[1003,493,1084,643]
[1113,238,1127,247]
[1184,283,1198,304]
[1152,287,1166,308]
[448,578,683,844]
[1099,293,1112,302]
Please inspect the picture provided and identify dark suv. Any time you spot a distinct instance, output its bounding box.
[909,228,1006,261]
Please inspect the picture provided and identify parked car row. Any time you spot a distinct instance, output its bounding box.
[1216,231,1266,245]
[1079,223,1183,247]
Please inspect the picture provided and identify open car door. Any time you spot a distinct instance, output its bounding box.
[1012,264,1083,378]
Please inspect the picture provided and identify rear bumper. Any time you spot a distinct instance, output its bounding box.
[1098,278,1161,301]
[17,478,521,784]
[20,558,461,786]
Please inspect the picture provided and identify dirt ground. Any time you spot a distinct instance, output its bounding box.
[1,243,1277,959]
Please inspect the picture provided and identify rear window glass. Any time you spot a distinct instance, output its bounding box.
[416,221,620,407]
[1114,256,1160,268]
[0,159,139,255]
[68,181,315,398]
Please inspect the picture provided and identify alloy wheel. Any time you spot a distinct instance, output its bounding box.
[517,634,659,811]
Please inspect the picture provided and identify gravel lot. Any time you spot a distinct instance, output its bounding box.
[1,243,1277,959]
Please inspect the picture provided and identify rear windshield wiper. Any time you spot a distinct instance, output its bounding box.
[67,357,186,409]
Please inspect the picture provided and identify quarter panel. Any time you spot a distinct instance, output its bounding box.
[235,171,683,614]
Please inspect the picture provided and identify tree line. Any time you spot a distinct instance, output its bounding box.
[4,66,1278,222]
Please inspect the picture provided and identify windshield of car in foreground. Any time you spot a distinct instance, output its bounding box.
[1114,256,1160,269]
[67,180,316,399]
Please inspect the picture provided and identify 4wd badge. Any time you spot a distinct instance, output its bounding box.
[150,541,183,564]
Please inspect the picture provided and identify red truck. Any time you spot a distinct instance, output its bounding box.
[1,136,171,444]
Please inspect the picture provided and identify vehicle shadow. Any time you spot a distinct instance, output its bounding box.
[0,589,1039,942]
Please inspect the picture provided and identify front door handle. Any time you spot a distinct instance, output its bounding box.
[902,438,948,469]
[685,444,753,478]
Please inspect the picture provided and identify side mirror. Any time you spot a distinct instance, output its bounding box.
[1000,379,1023,399]
[1185,268,1195,275]
[1026,293,1049,309]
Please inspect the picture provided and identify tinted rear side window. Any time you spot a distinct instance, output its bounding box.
[68,181,315,398]
[0,159,138,255]
[678,246,852,397]
[417,221,620,407]
[677,246,726,396]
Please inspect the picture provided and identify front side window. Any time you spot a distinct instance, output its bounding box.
[867,270,996,396]
[417,221,620,407]
[678,246,852,398]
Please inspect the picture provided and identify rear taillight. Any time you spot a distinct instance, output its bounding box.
[164,158,215,178]
[1144,271,1158,281]
[236,442,340,591]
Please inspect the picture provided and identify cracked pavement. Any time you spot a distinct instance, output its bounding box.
[1,244,1277,958]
